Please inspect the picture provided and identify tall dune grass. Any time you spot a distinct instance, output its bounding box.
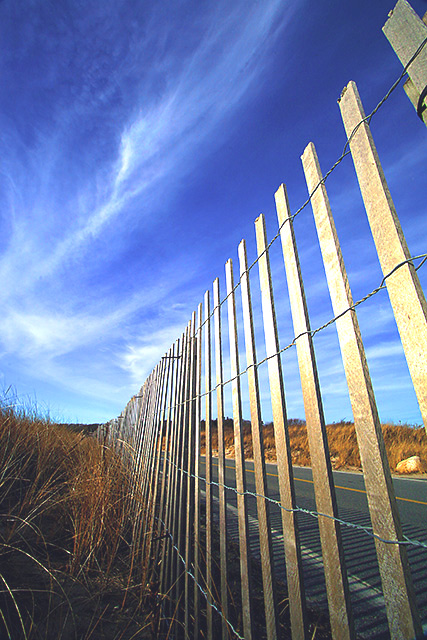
[0,395,152,639]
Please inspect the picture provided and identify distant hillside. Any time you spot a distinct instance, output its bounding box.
[199,418,427,474]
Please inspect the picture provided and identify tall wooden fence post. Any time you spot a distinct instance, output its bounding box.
[193,303,203,636]
[213,278,229,640]
[238,239,279,640]
[275,184,355,640]
[339,80,427,431]
[185,312,197,637]
[170,329,188,626]
[302,140,422,640]
[226,258,254,640]
[159,343,178,595]
[204,291,214,640]
[176,321,193,636]
[255,214,308,640]
[204,290,214,640]
[383,0,427,126]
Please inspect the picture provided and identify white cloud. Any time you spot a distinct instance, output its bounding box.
[44,0,293,264]
[0,0,296,300]
[118,323,188,384]
[365,341,404,361]
[0,307,116,359]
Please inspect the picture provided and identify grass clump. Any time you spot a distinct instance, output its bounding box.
[0,393,152,639]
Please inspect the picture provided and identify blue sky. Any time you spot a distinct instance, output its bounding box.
[0,0,426,425]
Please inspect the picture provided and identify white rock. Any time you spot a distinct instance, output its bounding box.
[395,455,426,474]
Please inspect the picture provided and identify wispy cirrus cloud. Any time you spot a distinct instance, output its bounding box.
[118,322,189,385]
[0,0,297,294]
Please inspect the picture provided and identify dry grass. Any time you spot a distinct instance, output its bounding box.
[200,418,427,474]
[0,392,154,640]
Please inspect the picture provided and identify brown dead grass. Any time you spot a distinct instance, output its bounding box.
[200,418,427,474]
[0,396,153,639]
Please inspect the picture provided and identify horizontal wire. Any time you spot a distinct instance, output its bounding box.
[128,37,427,400]
[162,455,427,551]
[126,37,427,398]
[150,253,427,415]
[175,35,427,339]
[104,39,427,409]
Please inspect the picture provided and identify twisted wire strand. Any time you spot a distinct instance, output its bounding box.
[189,35,427,335]
[126,38,427,396]
[150,253,427,414]
[162,455,427,551]
[156,516,246,640]
[121,40,427,405]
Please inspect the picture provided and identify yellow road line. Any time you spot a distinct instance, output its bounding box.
[218,462,427,506]
[298,476,427,506]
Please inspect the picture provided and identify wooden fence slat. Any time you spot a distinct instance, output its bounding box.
[146,363,165,508]
[125,388,147,558]
[142,361,166,565]
[226,258,254,640]
[194,303,203,637]
[139,370,158,550]
[176,322,192,631]
[141,369,159,510]
[129,393,143,518]
[131,390,144,473]
[204,290,214,640]
[151,358,170,510]
[339,79,427,432]
[147,371,167,568]
[134,377,150,502]
[151,350,172,577]
[383,0,427,126]
[138,380,154,476]
[161,340,181,607]
[151,349,175,582]
[402,6,427,123]
[133,383,148,491]
[133,390,146,516]
[275,184,355,640]
[301,140,422,640]
[157,348,174,538]
[120,397,132,465]
[169,330,188,623]
[255,214,308,640]
[159,343,177,594]
[213,277,229,640]
[178,323,192,551]
[185,313,197,637]
[134,374,154,557]
[238,239,279,640]
[119,404,130,465]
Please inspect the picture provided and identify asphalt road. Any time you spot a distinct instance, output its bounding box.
[199,457,427,639]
